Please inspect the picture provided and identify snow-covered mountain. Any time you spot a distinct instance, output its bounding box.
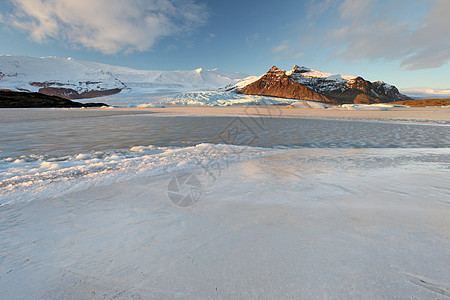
[0,55,250,99]
[236,65,409,104]
[399,88,450,99]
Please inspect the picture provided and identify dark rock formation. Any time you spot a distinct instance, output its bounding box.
[346,77,371,94]
[0,90,108,108]
[239,66,332,102]
[38,87,122,100]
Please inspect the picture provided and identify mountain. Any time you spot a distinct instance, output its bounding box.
[399,88,450,99]
[0,55,249,99]
[237,65,410,104]
[239,66,331,102]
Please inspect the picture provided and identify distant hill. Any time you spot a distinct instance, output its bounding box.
[399,88,450,100]
[236,65,410,104]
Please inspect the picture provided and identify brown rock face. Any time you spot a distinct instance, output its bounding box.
[38,87,122,100]
[346,77,371,94]
[353,93,380,104]
[239,66,332,102]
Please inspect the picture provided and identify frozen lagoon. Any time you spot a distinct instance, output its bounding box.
[0,108,449,298]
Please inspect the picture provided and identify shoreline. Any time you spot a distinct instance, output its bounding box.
[2,105,449,122]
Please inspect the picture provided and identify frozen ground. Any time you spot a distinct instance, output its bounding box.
[1,148,449,298]
[0,109,449,298]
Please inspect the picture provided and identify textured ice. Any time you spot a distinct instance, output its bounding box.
[0,148,449,298]
[0,143,277,205]
[1,108,449,298]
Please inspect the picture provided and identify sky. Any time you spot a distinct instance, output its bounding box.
[0,0,449,89]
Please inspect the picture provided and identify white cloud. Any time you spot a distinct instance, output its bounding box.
[309,0,450,70]
[272,42,304,61]
[306,0,337,20]
[245,33,259,46]
[338,0,373,20]
[204,32,216,43]
[400,0,450,70]
[2,0,208,54]
[272,44,289,53]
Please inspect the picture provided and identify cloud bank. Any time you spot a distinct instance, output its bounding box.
[310,0,450,70]
[2,0,208,54]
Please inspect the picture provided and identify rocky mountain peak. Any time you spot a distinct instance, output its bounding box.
[268,66,285,74]
[346,76,371,94]
[290,65,310,74]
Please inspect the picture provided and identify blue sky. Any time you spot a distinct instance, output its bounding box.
[0,0,449,89]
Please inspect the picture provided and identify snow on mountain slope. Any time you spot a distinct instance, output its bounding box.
[0,56,125,93]
[0,55,249,96]
[285,65,395,96]
[286,65,357,82]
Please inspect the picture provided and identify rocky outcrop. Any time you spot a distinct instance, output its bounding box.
[239,66,332,102]
[239,65,410,104]
[38,87,121,100]
[345,77,408,103]
[346,77,371,94]
[0,90,108,108]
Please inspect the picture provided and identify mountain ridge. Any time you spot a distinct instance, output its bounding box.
[239,66,332,102]
[0,55,250,99]
[237,65,410,104]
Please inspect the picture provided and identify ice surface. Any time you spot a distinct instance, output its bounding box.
[0,143,278,205]
[0,148,449,298]
[1,108,449,298]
